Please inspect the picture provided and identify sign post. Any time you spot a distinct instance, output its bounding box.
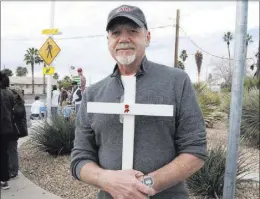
[38,1,61,121]
[223,1,248,198]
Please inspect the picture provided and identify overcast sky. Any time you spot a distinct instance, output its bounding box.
[1,1,259,84]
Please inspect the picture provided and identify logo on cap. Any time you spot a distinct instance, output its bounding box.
[116,6,132,13]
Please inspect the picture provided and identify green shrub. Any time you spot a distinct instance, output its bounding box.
[240,87,260,147]
[220,87,259,147]
[193,83,224,128]
[220,82,232,92]
[193,82,208,96]
[31,116,75,156]
[220,92,231,114]
[187,145,254,198]
[244,77,260,91]
[221,77,259,113]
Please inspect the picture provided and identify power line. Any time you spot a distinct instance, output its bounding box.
[178,25,256,64]
[1,23,256,64]
[178,26,232,60]
[1,24,175,41]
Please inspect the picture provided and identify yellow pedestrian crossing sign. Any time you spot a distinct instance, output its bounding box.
[38,37,61,65]
[43,66,55,75]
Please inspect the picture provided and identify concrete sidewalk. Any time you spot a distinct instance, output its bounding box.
[1,133,62,199]
[0,172,62,199]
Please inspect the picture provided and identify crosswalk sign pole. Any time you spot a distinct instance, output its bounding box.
[46,1,55,121]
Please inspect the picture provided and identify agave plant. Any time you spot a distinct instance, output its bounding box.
[31,116,75,156]
[244,76,260,91]
[193,83,223,128]
[240,87,260,147]
[195,51,203,82]
[187,144,255,198]
[220,86,259,147]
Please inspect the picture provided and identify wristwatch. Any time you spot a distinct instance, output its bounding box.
[142,175,154,199]
[142,175,154,187]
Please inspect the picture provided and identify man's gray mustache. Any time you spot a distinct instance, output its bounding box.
[116,43,135,50]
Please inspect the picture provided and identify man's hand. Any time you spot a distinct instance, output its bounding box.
[99,169,155,199]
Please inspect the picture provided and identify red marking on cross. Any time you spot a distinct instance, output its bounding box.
[117,6,132,13]
[124,104,130,113]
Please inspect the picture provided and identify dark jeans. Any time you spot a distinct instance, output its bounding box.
[75,104,80,114]
[0,136,10,181]
[8,140,19,176]
[51,107,58,117]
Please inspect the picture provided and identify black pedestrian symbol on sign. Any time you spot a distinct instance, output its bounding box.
[46,42,53,58]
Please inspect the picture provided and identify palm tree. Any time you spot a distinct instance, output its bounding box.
[180,50,188,62]
[195,51,203,82]
[24,48,43,94]
[177,61,185,70]
[177,50,188,70]
[245,33,253,59]
[16,66,28,76]
[223,32,233,81]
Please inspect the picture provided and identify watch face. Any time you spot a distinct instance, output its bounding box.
[144,176,153,186]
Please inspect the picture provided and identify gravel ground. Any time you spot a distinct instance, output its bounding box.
[19,120,259,199]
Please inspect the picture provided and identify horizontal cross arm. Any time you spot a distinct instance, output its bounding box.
[87,102,174,116]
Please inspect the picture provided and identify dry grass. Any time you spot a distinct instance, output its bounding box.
[19,120,259,199]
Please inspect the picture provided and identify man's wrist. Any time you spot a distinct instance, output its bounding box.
[97,169,113,191]
[146,172,159,194]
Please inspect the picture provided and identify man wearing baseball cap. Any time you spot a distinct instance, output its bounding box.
[71,4,207,199]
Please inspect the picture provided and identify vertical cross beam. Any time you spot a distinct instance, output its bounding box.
[121,76,136,170]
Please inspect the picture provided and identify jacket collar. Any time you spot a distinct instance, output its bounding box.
[110,55,148,78]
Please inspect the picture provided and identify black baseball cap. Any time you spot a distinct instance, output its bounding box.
[106,5,147,31]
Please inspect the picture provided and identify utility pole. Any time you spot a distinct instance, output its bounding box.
[174,9,180,68]
[46,1,55,121]
[223,1,248,199]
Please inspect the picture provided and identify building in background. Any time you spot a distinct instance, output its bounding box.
[9,76,58,94]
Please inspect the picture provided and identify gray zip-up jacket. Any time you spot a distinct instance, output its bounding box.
[71,56,208,199]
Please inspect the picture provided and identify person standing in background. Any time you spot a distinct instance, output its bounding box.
[71,81,82,114]
[8,85,28,179]
[0,71,14,189]
[77,68,86,93]
[51,85,60,117]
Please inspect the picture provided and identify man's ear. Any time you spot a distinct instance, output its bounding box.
[146,31,151,47]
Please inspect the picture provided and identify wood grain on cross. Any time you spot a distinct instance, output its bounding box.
[87,76,174,170]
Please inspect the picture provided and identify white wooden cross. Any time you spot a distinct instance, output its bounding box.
[87,76,174,170]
